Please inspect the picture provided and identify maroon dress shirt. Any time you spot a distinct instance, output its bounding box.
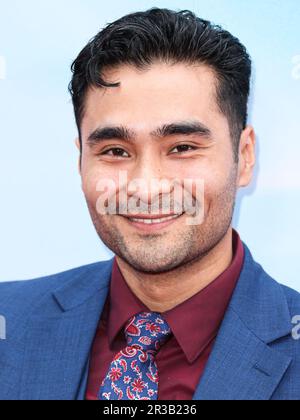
[86,228,245,400]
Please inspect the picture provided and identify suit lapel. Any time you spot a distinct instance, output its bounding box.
[193,243,292,400]
[192,306,291,400]
[19,259,113,400]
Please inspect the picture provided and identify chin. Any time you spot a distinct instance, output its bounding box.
[122,256,184,274]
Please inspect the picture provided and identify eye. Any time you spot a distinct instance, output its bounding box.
[169,144,197,154]
[100,148,130,158]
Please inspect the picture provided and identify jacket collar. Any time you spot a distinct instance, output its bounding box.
[193,242,292,400]
[229,242,292,343]
[52,259,113,312]
[51,241,292,342]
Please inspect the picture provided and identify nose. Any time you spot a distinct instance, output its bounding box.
[127,156,174,206]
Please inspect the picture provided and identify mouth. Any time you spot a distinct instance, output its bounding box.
[119,213,185,232]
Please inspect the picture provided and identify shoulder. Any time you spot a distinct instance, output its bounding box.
[280,283,300,312]
[242,242,300,313]
[280,283,300,336]
[261,268,300,314]
[278,282,300,340]
[256,260,300,328]
[0,260,112,316]
[273,283,300,400]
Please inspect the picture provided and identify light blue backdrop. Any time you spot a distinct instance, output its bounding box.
[0,0,299,291]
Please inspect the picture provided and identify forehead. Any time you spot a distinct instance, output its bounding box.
[81,62,222,137]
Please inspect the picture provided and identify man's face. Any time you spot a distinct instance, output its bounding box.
[79,62,250,274]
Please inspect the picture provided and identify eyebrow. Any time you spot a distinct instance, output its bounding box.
[87,120,213,146]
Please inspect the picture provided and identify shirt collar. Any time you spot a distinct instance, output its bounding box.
[108,228,245,363]
[108,261,148,347]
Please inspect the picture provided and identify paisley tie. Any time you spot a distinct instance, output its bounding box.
[99,311,172,400]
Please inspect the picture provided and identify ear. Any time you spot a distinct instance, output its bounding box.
[75,137,82,175]
[237,125,256,188]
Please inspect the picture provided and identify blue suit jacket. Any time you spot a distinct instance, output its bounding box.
[0,242,300,400]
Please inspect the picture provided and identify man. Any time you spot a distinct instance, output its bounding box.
[0,8,299,401]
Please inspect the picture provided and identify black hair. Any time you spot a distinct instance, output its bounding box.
[69,7,252,162]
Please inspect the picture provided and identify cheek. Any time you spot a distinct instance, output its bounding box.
[81,167,99,200]
[81,165,124,214]
[189,166,233,211]
[181,162,219,195]
[81,165,109,200]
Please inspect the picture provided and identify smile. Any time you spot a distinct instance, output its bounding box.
[120,213,184,232]
[128,214,182,224]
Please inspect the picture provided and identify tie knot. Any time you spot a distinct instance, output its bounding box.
[125,312,171,353]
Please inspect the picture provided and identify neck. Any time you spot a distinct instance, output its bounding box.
[116,227,234,313]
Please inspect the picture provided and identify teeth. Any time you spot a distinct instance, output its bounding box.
[129,214,182,224]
